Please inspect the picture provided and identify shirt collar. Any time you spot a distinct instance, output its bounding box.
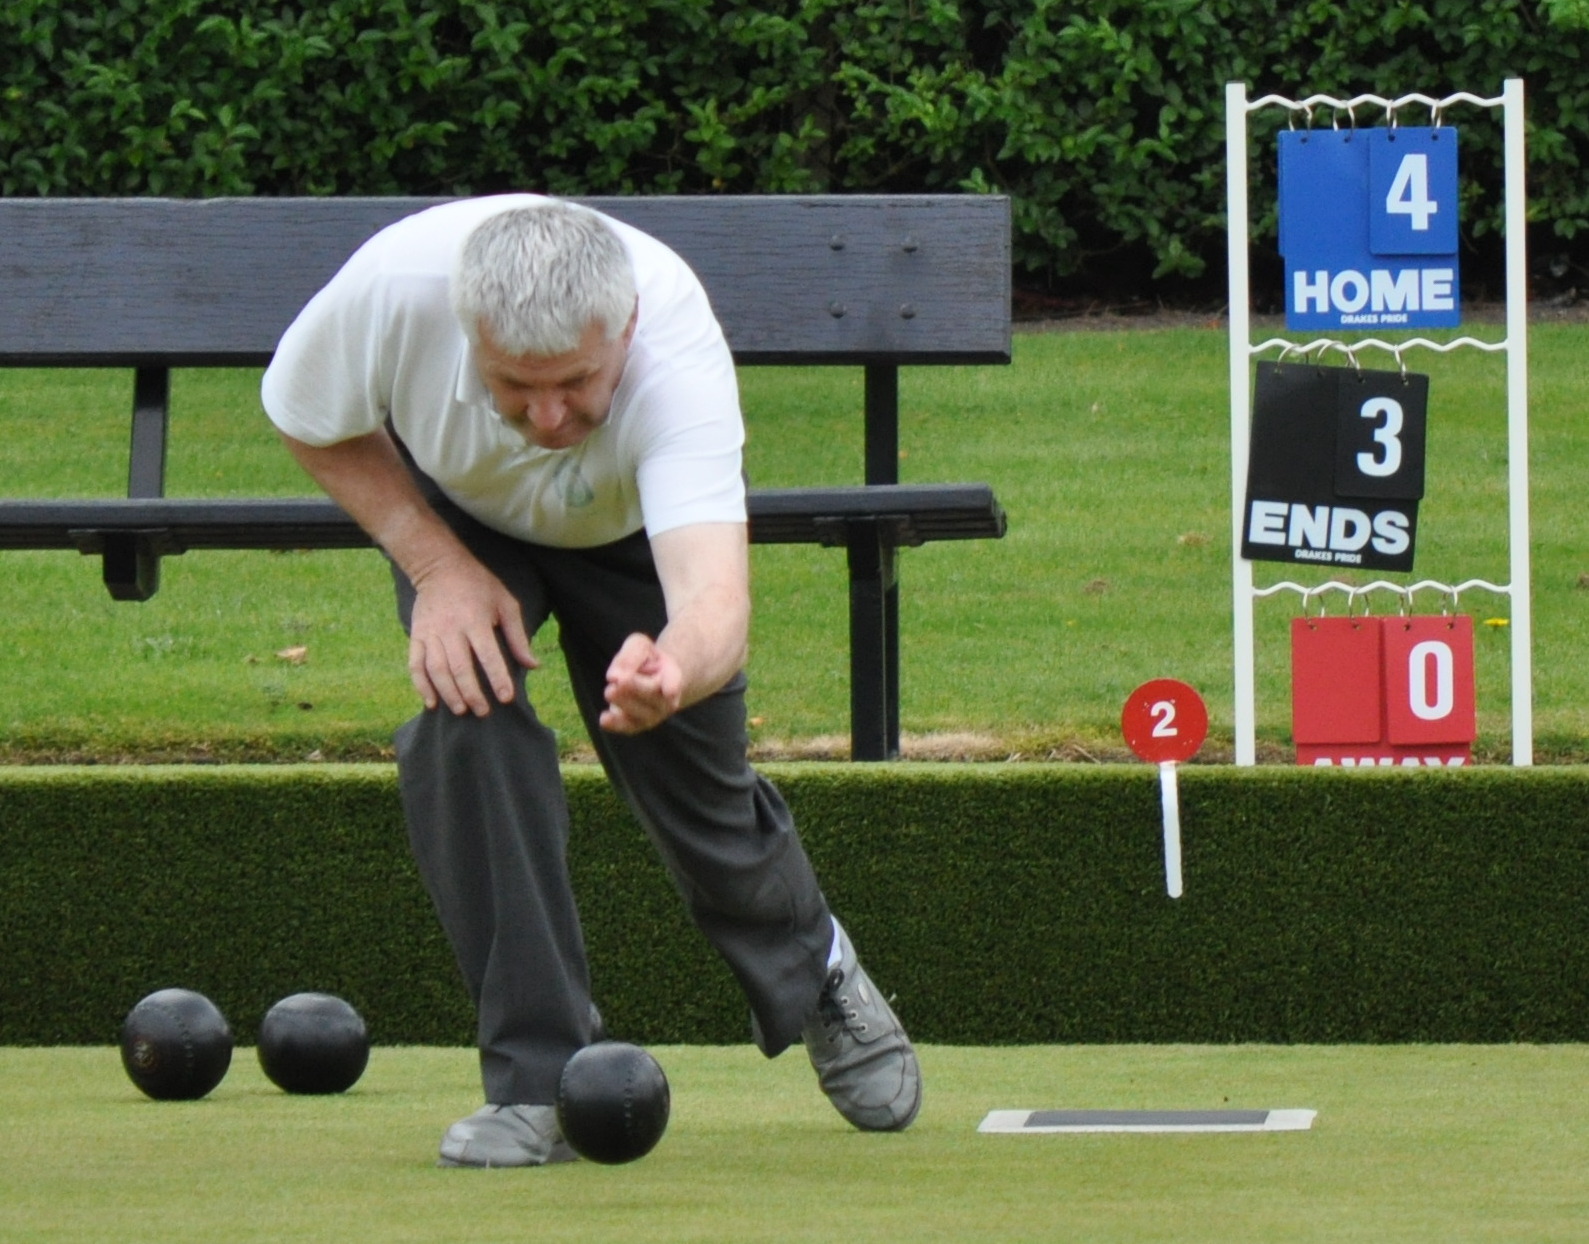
[455,341,491,407]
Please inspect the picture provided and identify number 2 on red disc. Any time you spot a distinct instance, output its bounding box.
[1121,679,1208,764]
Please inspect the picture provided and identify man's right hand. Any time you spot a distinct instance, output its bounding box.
[276,428,537,717]
[407,557,537,716]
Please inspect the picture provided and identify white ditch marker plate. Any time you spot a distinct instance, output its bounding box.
[978,1109,1317,1134]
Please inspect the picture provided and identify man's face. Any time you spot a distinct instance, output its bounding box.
[475,313,635,451]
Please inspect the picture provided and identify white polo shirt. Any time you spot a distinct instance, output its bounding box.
[261,195,746,548]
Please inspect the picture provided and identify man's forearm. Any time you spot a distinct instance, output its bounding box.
[281,426,537,714]
[279,428,470,586]
[655,585,749,710]
[649,522,751,710]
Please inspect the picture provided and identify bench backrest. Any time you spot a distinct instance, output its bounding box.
[0,195,1010,367]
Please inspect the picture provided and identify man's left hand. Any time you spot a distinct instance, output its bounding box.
[600,633,685,734]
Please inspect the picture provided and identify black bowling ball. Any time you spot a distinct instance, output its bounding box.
[556,1041,670,1164]
[257,992,370,1095]
[120,988,234,1101]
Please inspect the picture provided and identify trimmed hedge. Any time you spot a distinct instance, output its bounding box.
[5,1,1589,293]
[4,763,1589,1046]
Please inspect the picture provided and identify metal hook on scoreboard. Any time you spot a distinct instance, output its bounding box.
[1284,99,1317,133]
[1276,339,1330,373]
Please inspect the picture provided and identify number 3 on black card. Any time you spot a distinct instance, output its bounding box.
[1334,373,1428,501]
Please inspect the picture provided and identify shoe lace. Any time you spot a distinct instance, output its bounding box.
[816,967,869,1043]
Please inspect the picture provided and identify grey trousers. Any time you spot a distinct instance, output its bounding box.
[389,481,834,1105]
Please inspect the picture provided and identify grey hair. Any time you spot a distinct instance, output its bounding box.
[451,202,637,356]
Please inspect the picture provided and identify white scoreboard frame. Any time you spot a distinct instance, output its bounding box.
[1224,79,1532,766]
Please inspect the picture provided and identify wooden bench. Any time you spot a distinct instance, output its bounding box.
[0,195,1010,760]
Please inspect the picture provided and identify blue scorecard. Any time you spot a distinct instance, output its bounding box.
[1279,127,1460,331]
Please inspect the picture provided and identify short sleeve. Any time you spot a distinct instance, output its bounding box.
[624,286,747,537]
[260,245,392,447]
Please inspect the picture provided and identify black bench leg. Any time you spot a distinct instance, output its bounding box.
[129,367,170,500]
[99,367,171,601]
[846,525,900,762]
[101,533,161,601]
[886,576,900,750]
[856,364,903,760]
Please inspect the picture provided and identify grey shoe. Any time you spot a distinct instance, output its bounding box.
[803,923,922,1131]
[437,1104,579,1168]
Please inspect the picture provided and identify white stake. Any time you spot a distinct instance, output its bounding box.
[1122,679,1205,900]
[1158,760,1184,899]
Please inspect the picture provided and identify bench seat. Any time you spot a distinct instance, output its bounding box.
[0,484,1006,552]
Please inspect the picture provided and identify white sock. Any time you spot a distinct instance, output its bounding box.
[826,917,844,969]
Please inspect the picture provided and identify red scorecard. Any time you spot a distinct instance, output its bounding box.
[1383,615,1477,745]
[1290,617,1382,745]
[1121,679,1209,765]
[1291,615,1475,766]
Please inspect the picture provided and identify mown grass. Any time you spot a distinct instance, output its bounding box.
[3,1042,1589,1244]
[3,325,1587,761]
[3,1043,1587,1243]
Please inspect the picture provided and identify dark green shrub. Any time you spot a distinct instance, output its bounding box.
[5,764,1589,1046]
[4,2,1589,297]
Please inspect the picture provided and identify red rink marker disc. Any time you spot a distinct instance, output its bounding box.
[1121,679,1209,765]
[1121,679,1207,900]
